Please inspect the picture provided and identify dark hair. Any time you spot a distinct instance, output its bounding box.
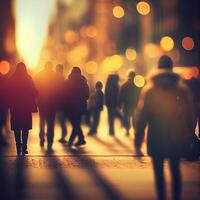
[72,66,81,75]
[95,81,103,90]
[158,55,173,69]
[128,70,136,79]
[16,62,27,74]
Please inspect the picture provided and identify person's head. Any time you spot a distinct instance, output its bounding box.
[16,62,27,74]
[128,70,136,80]
[71,66,81,75]
[56,64,64,74]
[158,55,173,70]
[45,61,53,70]
[95,81,103,90]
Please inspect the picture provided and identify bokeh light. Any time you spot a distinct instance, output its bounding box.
[85,26,97,38]
[136,1,151,16]
[182,36,194,51]
[113,6,125,19]
[85,61,98,75]
[0,60,10,75]
[125,48,137,61]
[64,30,79,44]
[101,54,123,73]
[67,44,89,65]
[144,43,159,58]
[160,36,174,52]
[134,75,145,88]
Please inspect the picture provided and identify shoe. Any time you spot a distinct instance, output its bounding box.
[74,140,86,146]
[23,150,28,154]
[40,140,44,147]
[58,138,67,144]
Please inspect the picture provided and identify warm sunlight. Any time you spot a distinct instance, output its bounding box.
[15,0,55,69]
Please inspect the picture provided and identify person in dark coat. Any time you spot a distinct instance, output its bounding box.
[35,62,62,151]
[135,55,195,200]
[0,72,8,149]
[8,62,37,155]
[88,81,104,135]
[55,64,68,144]
[64,67,89,147]
[185,75,200,138]
[105,74,123,135]
[119,71,140,135]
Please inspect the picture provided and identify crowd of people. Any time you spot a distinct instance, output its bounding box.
[0,55,200,200]
[0,60,143,154]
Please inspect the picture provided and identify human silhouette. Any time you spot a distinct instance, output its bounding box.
[135,55,195,200]
[8,62,37,155]
[0,72,8,147]
[105,74,123,135]
[63,67,89,147]
[55,64,68,144]
[35,62,62,152]
[88,81,104,135]
[119,71,141,135]
[185,75,200,138]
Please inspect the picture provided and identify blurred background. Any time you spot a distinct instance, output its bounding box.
[0,0,200,85]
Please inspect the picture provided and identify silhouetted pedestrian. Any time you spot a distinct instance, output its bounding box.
[35,62,62,152]
[105,74,123,135]
[8,62,37,155]
[0,72,8,148]
[119,71,140,135]
[135,55,195,200]
[88,81,104,135]
[185,75,200,138]
[63,67,89,147]
[55,64,68,144]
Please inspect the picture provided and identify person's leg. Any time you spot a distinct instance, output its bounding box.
[68,117,77,146]
[39,111,45,146]
[14,130,22,155]
[57,112,67,141]
[22,130,29,155]
[90,110,100,134]
[74,115,85,146]
[169,158,181,200]
[107,107,115,135]
[123,109,131,135]
[47,111,56,150]
[152,157,166,200]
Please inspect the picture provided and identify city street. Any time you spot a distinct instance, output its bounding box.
[1,113,200,200]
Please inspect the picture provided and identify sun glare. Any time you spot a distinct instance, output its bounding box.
[15,0,55,69]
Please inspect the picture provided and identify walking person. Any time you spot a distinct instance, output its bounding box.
[134,55,195,200]
[8,62,37,155]
[105,74,123,135]
[0,71,8,149]
[119,71,140,135]
[55,64,68,144]
[88,81,104,135]
[35,62,61,152]
[64,67,89,147]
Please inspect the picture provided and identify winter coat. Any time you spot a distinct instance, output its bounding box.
[63,73,89,116]
[119,80,141,114]
[8,71,37,131]
[135,71,195,157]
